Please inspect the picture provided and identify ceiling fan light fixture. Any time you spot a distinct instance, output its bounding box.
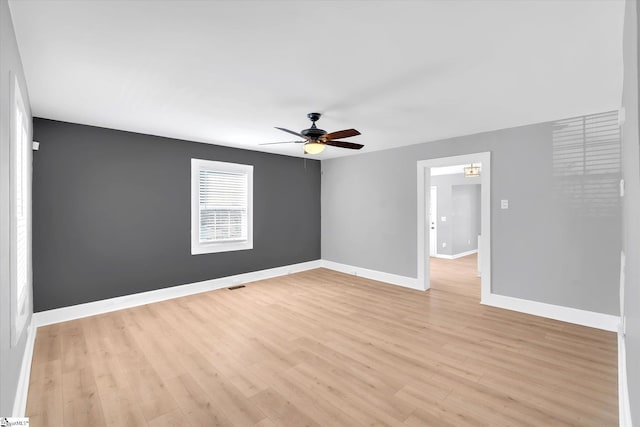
[304,141,326,154]
[266,113,363,152]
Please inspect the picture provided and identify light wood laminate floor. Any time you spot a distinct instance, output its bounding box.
[26,255,618,426]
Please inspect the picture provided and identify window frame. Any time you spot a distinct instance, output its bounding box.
[10,73,30,346]
[191,158,253,255]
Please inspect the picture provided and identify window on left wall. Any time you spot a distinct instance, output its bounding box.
[11,74,30,346]
[191,159,253,255]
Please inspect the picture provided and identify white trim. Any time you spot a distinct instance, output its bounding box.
[12,319,36,417]
[31,257,421,326]
[619,332,633,427]
[320,260,421,290]
[321,256,618,332]
[10,72,31,347]
[417,162,428,291]
[33,260,321,326]
[431,249,478,260]
[482,292,620,332]
[417,152,491,297]
[30,254,619,329]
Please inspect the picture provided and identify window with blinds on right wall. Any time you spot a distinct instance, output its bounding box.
[11,74,30,346]
[552,110,621,218]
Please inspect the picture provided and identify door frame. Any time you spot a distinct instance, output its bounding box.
[416,152,491,302]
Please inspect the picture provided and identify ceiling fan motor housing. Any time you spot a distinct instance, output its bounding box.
[307,112,322,122]
[301,127,327,139]
[302,112,327,140]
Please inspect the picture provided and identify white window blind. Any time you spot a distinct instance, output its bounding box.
[199,170,248,242]
[552,110,621,217]
[191,159,253,254]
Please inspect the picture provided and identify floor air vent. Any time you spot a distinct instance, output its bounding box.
[228,285,246,290]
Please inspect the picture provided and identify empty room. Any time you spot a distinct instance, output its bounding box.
[1,0,639,425]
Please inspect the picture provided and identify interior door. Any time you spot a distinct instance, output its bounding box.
[429,186,437,256]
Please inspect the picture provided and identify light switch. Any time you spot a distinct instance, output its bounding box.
[501,200,509,209]
[441,216,447,222]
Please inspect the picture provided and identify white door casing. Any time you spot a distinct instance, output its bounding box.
[417,152,491,298]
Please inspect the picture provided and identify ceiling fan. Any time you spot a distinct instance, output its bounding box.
[261,113,363,154]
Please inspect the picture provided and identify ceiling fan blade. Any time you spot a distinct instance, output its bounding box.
[275,127,305,138]
[325,140,364,150]
[324,129,361,140]
[259,140,306,145]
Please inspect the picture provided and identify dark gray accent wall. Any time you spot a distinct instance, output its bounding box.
[1,0,32,415]
[32,119,320,312]
[621,0,640,421]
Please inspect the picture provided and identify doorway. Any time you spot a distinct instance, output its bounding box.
[416,152,491,302]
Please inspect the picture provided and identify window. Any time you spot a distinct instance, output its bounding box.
[11,74,30,346]
[191,159,253,254]
[552,110,621,217]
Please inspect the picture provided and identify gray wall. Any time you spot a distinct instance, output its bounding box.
[32,119,321,312]
[0,0,33,415]
[430,173,480,256]
[322,119,621,315]
[621,0,640,421]
[451,184,481,255]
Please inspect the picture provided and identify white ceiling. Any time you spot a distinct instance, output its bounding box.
[9,0,625,159]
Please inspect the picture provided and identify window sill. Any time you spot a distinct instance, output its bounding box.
[191,240,253,255]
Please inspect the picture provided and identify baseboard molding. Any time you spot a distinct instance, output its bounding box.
[432,249,478,260]
[31,259,617,333]
[12,319,36,417]
[482,293,620,332]
[33,260,322,327]
[618,332,633,427]
[321,260,422,290]
[319,262,618,332]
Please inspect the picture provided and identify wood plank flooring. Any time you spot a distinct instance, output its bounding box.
[26,255,618,426]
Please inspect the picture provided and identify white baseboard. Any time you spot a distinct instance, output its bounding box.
[33,260,322,327]
[432,249,478,260]
[12,319,36,417]
[320,261,618,332]
[32,258,617,333]
[321,260,422,290]
[482,293,620,332]
[618,332,633,427]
